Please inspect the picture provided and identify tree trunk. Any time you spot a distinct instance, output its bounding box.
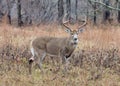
[17,0,22,26]
[75,0,78,21]
[118,1,120,23]
[93,0,97,25]
[66,0,71,21]
[58,0,64,24]
[6,0,11,24]
[103,0,110,23]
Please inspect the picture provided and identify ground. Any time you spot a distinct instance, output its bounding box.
[0,24,120,86]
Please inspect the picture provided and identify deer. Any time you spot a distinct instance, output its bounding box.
[28,17,87,74]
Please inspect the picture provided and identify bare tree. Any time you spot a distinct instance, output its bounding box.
[66,0,71,21]
[93,0,97,25]
[103,0,111,23]
[58,0,64,24]
[90,0,120,24]
[6,0,11,24]
[75,0,78,21]
[0,0,120,25]
[89,0,120,11]
[117,0,120,23]
[88,0,97,24]
[17,0,22,26]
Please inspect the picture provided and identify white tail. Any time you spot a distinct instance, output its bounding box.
[28,16,87,74]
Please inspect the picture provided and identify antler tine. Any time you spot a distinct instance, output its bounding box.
[62,14,70,29]
[62,19,70,29]
[78,16,87,29]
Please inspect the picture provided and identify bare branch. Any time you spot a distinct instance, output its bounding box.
[89,0,120,11]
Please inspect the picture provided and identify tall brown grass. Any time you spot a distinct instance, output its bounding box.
[0,23,120,86]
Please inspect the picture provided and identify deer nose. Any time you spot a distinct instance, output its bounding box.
[74,38,77,41]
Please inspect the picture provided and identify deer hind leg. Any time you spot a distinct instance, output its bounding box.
[28,47,35,74]
[36,52,46,72]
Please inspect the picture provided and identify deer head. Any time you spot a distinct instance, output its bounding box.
[62,16,87,45]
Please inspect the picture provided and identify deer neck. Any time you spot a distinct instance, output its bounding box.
[61,38,77,58]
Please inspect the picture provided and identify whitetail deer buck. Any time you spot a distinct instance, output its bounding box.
[28,17,87,74]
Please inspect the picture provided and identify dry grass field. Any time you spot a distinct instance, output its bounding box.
[0,23,120,86]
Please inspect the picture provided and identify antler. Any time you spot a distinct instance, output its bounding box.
[62,13,71,29]
[62,20,70,29]
[62,18,72,33]
[78,16,87,29]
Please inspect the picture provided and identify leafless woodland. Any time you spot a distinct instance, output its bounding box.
[0,0,120,26]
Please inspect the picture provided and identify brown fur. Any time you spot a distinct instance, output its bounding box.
[29,35,77,74]
[28,17,87,74]
[32,37,76,56]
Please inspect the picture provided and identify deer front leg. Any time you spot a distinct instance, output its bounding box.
[62,56,70,73]
[60,48,71,73]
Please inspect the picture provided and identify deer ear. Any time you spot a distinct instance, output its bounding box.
[65,28,72,33]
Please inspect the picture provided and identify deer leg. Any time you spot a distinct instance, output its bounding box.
[64,57,70,72]
[37,52,46,72]
[29,56,34,74]
[50,56,55,65]
[62,56,70,73]
[28,48,36,74]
